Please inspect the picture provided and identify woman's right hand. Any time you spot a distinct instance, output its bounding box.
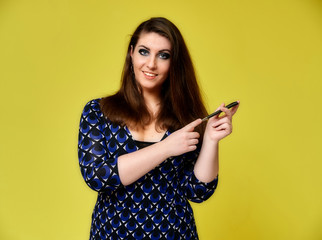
[162,118,202,157]
[118,118,202,186]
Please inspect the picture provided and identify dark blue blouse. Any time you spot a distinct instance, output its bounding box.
[78,99,218,240]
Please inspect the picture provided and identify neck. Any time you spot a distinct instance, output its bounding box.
[142,90,161,117]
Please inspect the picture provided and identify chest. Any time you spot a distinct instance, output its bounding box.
[128,123,166,142]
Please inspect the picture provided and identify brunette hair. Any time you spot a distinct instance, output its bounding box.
[100,17,207,134]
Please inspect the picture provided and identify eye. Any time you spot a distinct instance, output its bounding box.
[158,52,170,60]
[138,49,149,56]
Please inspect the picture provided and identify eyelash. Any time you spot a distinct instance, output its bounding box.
[159,52,170,60]
[138,49,170,60]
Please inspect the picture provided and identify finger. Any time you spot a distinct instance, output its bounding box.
[230,101,240,116]
[211,118,231,128]
[208,103,226,120]
[187,145,198,152]
[188,138,199,146]
[221,106,233,118]
[188,131,200,139]
[215,103,225,111]
[215,124,232,133]
[184,118,202,131]
[183,132,200,142]
[182,132,200,144]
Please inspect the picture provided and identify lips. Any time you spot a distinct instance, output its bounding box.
[143,71,158,78]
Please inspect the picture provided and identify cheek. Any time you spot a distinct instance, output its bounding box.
[132,56,144,69]
[160,62,170,75]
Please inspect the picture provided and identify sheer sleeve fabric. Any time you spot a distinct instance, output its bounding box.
[78,99,122,192]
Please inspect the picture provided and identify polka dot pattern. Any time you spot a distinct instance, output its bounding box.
[78,99,218,239]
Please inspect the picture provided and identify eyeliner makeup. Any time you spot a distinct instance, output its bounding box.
[202,101,239,122]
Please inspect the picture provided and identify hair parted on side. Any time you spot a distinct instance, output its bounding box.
[100,17,208,135]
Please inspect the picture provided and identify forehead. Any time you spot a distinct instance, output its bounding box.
[136,32,171,51]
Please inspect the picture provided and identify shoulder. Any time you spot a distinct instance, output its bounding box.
[82,98,101,112]
[80,98,108,122]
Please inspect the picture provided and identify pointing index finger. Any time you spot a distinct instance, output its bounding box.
[184,118,202,131]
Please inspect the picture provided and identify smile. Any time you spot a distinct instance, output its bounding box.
[143,71,158,77]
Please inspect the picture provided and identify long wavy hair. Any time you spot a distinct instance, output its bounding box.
[100,17,207,135]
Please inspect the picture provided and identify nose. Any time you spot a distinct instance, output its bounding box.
[146,56,157,70]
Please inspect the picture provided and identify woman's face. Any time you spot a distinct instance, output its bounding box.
[131,32,171,95]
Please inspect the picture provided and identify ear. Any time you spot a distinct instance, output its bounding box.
[130,45,134,58]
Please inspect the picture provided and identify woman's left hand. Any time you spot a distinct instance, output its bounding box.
[204,101,239,143]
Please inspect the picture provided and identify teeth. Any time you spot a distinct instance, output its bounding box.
[144,72,157,77]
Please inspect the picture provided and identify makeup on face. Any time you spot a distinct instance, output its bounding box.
[130,32,172,93]
[137,46,171,60]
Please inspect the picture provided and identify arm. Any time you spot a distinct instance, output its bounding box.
[194,102,240,183]
[119,100,239,186]
[78,100,122,192]
[79,100,234,189]
[181,149,219,203]
[79,100,202,189]
[118,119,202,186]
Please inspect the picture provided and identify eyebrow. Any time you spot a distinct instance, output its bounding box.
[138,45,171,53]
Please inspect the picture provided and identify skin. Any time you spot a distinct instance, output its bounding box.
[130,32,171,99]
[128,32,171,141]
[118,32,239,185]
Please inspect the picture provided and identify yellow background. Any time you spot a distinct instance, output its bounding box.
[1,0,321,239]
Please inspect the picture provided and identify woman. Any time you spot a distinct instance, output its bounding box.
[78,17,239,240]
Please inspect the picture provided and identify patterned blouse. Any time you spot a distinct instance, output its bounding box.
[78,99,218,240]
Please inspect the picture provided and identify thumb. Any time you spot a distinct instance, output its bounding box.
[184,118,202,131]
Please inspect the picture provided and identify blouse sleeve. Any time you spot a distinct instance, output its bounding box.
[78,99,123,193]
[181,149,218,203]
